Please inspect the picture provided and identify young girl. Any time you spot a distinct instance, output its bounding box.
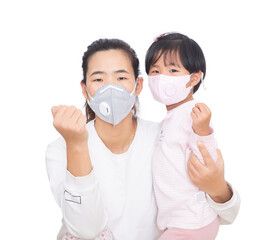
[146,32,221,239]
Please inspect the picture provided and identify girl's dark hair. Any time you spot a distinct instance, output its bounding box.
[81,38,140,123]
[145,32,206,93]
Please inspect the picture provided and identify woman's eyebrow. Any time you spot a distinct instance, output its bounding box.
[89,71,105,77]
[114,69,130,74]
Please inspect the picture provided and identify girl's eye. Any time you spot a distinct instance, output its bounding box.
[118,77,127,80]
[169,69,178,73]
[151,70,159,74]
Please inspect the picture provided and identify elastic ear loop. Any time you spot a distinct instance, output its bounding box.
[201,73,206,90]
[85,86,93,105]
[130,78,138,96]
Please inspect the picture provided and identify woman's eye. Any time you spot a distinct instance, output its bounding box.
[118,77,127,80]
[169,69,178,73]
[94,79,103,82]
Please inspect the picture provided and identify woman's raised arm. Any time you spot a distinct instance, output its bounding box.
[46,105,107,239]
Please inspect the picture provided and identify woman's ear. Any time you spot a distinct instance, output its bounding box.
[80,81,89,100]
[135,77,144,96]
[188,72,202,87]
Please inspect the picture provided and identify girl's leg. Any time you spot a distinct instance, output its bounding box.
[159,217,219,240]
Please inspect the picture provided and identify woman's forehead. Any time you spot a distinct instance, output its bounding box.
[87,49,133,73]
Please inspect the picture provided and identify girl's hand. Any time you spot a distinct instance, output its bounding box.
[51,105,88,145]
[191,103,211,136]
[187,142,233,203]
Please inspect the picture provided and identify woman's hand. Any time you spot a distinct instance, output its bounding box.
[187,142,233,203]
[51,105,92,176]
[51,105,88,145]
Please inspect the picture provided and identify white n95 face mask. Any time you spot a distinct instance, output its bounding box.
[86,82,137,126]
[148,74,192,105]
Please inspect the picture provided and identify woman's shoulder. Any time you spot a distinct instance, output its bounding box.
[137,117,161,138]
[138,117,160,130]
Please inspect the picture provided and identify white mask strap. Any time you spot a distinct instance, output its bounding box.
[85,87,93,102]
[201,72,206,90]
[130,78,138,96]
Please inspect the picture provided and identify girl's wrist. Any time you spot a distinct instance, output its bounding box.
[193,126,211,136]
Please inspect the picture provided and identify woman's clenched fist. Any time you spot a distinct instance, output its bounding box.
[51,105,88,145]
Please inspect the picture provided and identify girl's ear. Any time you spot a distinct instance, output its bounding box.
[189,72,203,87]
[81,81,89,99]
[135,77,144,96]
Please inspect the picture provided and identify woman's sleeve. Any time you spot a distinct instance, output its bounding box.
[206,183,241,224]
[45,137,107,239]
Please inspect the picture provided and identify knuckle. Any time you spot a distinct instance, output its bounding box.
[212,168,218,175]
[76,109,83,115]
[62,122,71,130]
[53,121,58,128]
[69,106,76,112]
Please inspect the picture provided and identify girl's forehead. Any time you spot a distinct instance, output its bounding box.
[153,50,182,67]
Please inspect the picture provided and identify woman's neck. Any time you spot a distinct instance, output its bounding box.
[94,113,137,154]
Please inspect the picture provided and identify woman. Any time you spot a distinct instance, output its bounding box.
[46,38,240,240]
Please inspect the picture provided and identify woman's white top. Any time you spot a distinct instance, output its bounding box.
[45,118,241,240]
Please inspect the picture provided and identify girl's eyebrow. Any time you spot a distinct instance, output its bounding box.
[167,62,180,67]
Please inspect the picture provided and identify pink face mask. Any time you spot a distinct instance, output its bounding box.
[148,74,192,105]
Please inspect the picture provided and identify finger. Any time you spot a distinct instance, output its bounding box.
[51,106,58,118]
[192,107,201,118]
[189,151,207,173]
[194,103,203,113]
[216,148,224,169]
[51,105,64,118]
[197,141,216,168]
[77,114,87,126]
[187,163,198,184]
[72,109,83,123]
[195,103,210,115]
[187,154,200,177]
[191,111,197,122]
[55,105,68,118]
[63,106,77,119]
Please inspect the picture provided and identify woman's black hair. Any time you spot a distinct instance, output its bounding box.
[81,38,140,123]
[145,32,206,93]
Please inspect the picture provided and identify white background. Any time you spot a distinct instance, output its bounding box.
[0,0,270,239]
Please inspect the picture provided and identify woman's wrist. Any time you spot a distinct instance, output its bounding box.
[66,141,93,177]
[209,181,233,203]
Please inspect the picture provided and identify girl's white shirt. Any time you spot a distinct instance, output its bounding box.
[45,118,240,240]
